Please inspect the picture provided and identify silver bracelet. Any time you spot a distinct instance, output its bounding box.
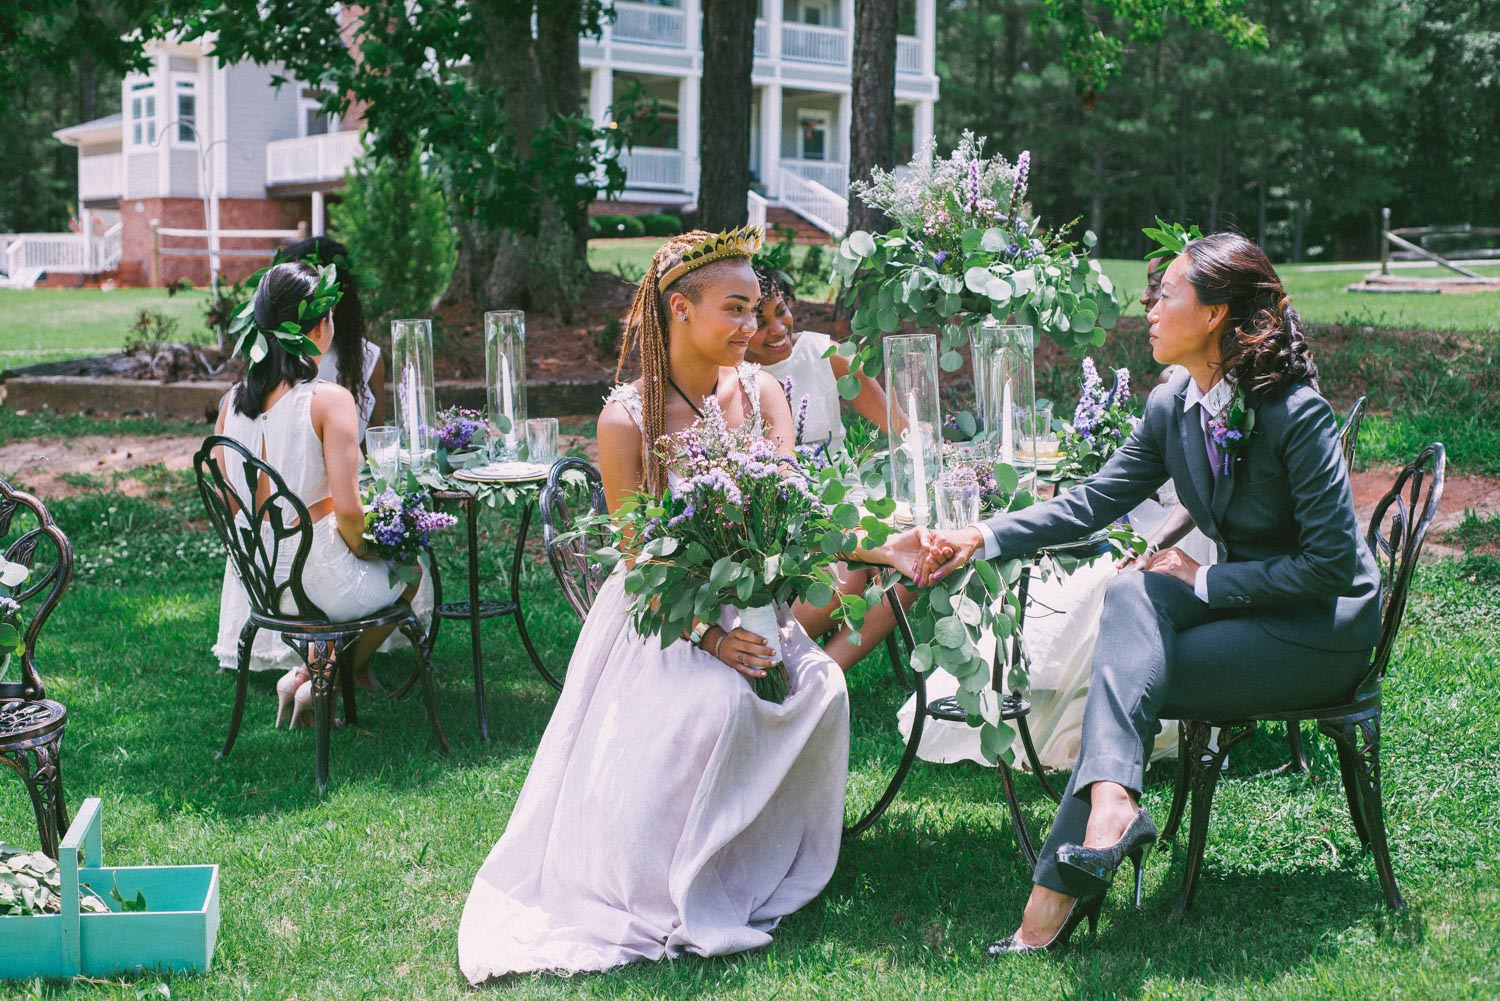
[710,629,729,660]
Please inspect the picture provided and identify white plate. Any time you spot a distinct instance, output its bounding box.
[450,461,550,483]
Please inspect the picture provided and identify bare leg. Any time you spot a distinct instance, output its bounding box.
[1081,780,1139,848]
[821,583,913,670]
[349,578,421,689]
[1015,884,1085,946]
[792,562,870,641]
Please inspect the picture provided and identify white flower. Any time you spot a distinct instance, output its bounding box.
[0,559,27,588]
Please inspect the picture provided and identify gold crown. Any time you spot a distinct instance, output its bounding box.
[659,225,764,290]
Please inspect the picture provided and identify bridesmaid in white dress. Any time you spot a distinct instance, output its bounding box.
[458,229,923,980]
[210,262,419,725]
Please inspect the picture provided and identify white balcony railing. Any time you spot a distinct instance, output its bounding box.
[621,146,686,190]
[781,158,847,197]
[78,153,124,201]
[266,130,364,187]
[747,190,769,232]
[777,168,846,237]
[897,35,923,74]
[782,23,847,64]
[754,19,769,57]
[612,1,687,47]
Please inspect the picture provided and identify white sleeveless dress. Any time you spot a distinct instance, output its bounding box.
[760,330,846,456]
[211,380,411,671]
[458,367,850,981]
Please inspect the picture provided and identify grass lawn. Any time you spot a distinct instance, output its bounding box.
[0,287,213,373]
[0,449,1497,999]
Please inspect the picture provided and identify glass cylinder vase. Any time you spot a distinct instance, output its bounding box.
[969,319,1037,468]
[884,333,942,527]
[391,318,436,471]
[484,310,528,460]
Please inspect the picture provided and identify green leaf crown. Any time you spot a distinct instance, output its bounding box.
[228,262,344,367]
[1142,217,1206,262]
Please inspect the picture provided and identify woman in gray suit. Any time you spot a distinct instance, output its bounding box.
[913,232,1381,954]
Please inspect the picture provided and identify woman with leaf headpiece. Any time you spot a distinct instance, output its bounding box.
[210,262,418,727]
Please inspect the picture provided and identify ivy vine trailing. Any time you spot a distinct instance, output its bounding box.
[829,133,1121,391]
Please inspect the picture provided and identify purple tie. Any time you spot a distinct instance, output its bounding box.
[1203,419,1223,477]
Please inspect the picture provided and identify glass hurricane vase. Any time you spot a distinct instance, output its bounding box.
[884,333,942,527]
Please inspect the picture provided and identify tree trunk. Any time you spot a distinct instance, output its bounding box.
[442,0,591,317]
[697,0,757,230]
[848,0,896,234]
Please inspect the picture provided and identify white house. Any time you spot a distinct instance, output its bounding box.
[33,1,938,287]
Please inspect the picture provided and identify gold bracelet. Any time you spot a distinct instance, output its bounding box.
[710,628,728,660]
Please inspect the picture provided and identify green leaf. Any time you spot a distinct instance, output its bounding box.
[934,615,967,648]
[848,231,877,257]
[837,374,862,400]
[708,555,735,592]
[964,266,992,294]
[994,462,1020,494]
[807,581,834,607]
[939,349,964,372]
[973,556,1000,591]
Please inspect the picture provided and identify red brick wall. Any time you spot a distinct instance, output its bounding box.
[118,196,311,287]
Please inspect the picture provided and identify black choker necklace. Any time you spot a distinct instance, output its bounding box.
[667,376,718,419]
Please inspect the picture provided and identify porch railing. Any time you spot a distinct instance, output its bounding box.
[266,130,365,187]
[620,146,686,190]
[747,190,769,232]
[897,35,923,74]
[78,153,125,202]
[777,168,846,237]
[782,23,847,64]
[612,1,687,47]
[780,158,848,198]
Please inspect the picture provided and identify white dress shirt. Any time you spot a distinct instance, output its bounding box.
[974,375,1233,603]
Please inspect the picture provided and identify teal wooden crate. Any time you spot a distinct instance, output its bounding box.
[0,798,220,980]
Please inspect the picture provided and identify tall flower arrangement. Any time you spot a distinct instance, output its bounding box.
[830,132,1120,389]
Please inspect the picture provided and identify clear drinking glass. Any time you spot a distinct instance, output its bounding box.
[391,318,436,471]
[485,310,527,460]
[935,470,982,530]
[365,426,399,479]
[1027,400,1060,461]
[883,333,942,527]
[525,417,558,465]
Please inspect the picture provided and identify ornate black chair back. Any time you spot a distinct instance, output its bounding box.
[0,479,72,703]
[539,458,610,622]
[1338,396,1367,469]
[1357,441,1445,703]
[0,477,74,856]
[193,434,325,623]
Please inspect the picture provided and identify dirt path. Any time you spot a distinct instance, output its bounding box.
[1,432,1490,554]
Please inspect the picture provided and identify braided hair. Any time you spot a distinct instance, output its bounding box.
[1180,232,1317,396]
[617,231,754,494]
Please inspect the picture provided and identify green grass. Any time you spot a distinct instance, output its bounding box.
[0,287,213,372]
[1441,508,1500,553]
[1,458,1498,999]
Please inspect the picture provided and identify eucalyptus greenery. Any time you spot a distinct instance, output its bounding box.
[226,262,343,368]
[1143,217,1207,263]
[0,556,29,679]
[830,133,1121,388]
[0,845,109,917]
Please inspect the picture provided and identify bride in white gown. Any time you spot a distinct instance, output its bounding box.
[458,228,921,981]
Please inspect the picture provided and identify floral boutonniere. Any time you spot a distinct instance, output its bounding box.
[1208,386,1255,476]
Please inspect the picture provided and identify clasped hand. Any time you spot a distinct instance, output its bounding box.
[899,528,1202,589]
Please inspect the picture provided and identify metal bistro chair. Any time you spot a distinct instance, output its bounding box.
[0,478,73,857]
[1160,442,1444,916]
[902,531,1116,864]
[195,436,450,793]
[1282,394,1369,774]
[537,457,929,840]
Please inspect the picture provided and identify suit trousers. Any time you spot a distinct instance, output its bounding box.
[1031,568,1371,895]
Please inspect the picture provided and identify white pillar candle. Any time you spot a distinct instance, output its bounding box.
[499,352,517,447]
[908,388,929,526]
[402,365,421,457]
[1001,377,1015,465]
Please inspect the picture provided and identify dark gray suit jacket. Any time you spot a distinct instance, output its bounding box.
[982,371,1381,653]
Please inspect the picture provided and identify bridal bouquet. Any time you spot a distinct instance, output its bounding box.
[832,131,1119,386]
[1050,358,1140,485]
[592,399,891,702]
[362,470,458,586]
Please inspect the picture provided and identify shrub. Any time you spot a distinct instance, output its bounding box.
[638,212,681,237]
[587,216,605,238]
[595,317,623,360]
[330,148,457,338]
[123,308,184,355]
[594,214,645,238]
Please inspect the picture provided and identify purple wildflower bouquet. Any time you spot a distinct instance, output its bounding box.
[1050,358,1141,485]
[435,406,486,453]
[361,469,458,586]
[592,398,890,702]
